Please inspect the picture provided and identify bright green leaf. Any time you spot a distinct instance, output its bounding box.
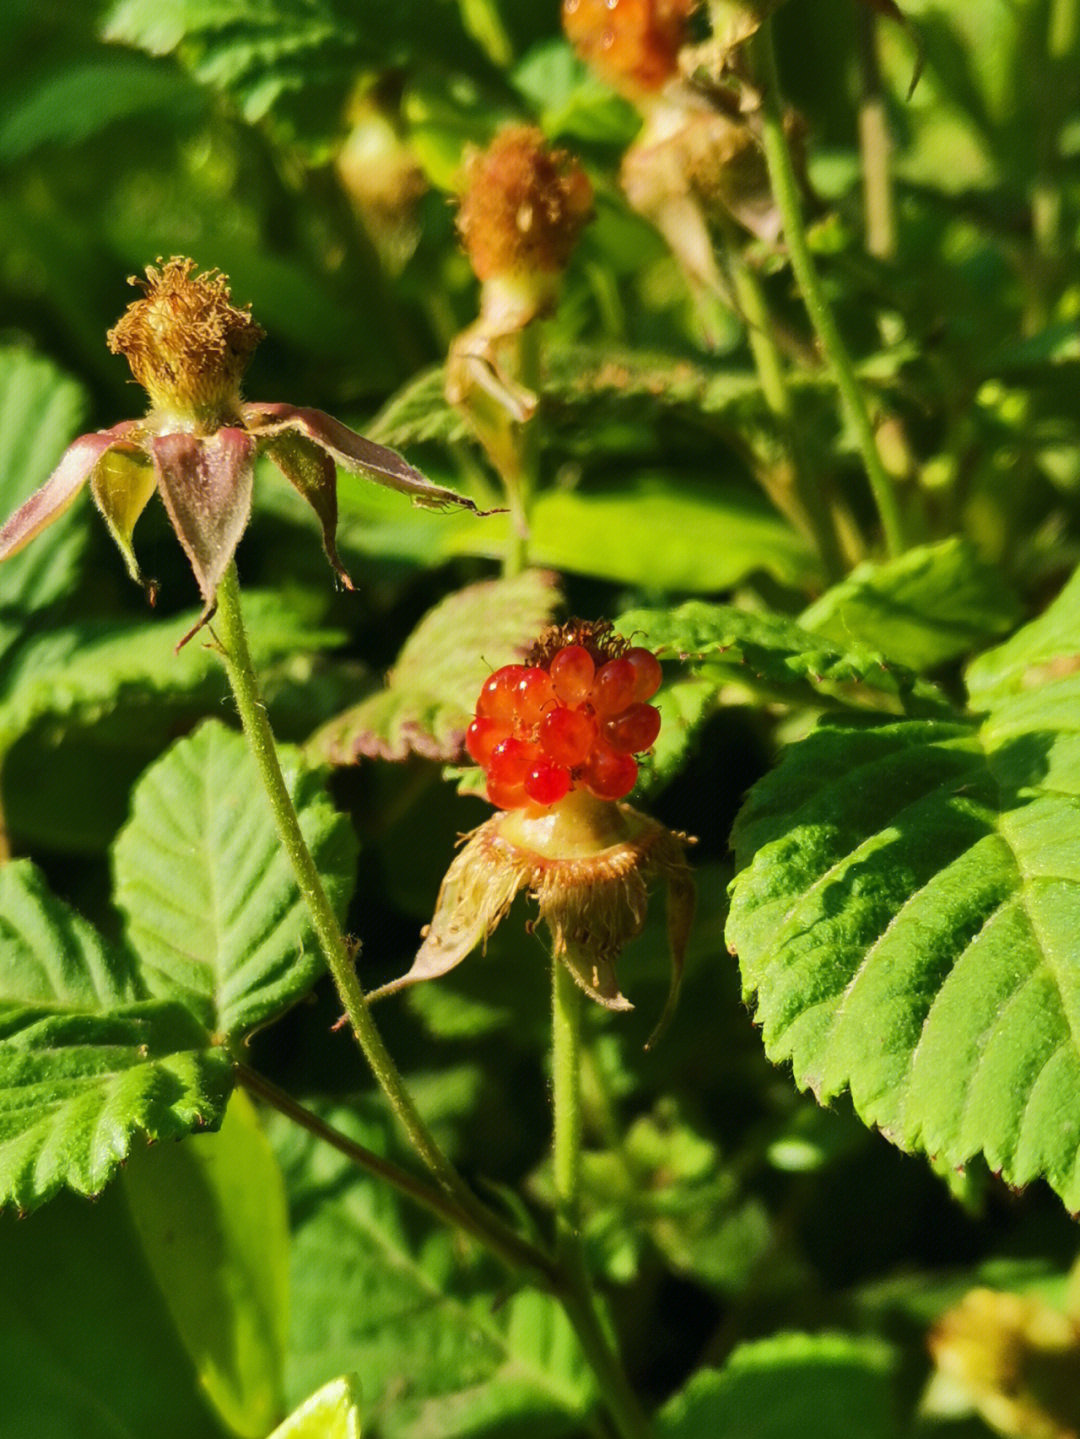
[799,537,1022,672]
[0,1187,228,1439]
[0,590,346,753]
[122,1090,290,1439]
[310,569,560,763]
[727,662,1080,1210]
[272,1103,596,1438]
[113,721,357,1037]
[0,860,232,1212]
[268,1376,362,1439]
[616,599,934,711]
[657,1333,900,1439]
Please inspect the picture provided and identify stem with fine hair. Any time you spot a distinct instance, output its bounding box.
[754,19,906,557]
[213,562,544,1266]
[503,323,542,578]
[552,955,652,1439]
[236,1062,557,1284]
[727,241,846,578]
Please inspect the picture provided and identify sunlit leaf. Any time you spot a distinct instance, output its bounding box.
[310,569,561,763]
[0,861,232,1212]
[113,722,357,1037]
[122,1091,289,1439]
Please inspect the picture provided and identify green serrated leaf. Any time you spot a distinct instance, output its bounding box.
[269,1376,362,1439]
[122,1090,289,1439]
[113,721,358,1037]
[727,666,1080,1210]
[0,590,345,753]
[616,600,933,712]
[271,1102,596,1438]
[657,1333,899,1439]
[310,569,560,763]
[0,348,89,634]
[0,860,232,1212]
[0,1186,228,1439]
[799,538,1022,672]
[104,0,483,150]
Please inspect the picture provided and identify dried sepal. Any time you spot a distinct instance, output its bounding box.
[243,404,491,516]
[150,428,256,635]
[259,429,354,589]
[90,443,158,592]
[371,791,695,1042]
[0,424,137,563]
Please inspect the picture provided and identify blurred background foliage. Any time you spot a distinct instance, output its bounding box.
[4,2,1080,1437]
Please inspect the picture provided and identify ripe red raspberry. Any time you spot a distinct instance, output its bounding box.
[468,620,664,811]
[562,0,694,99]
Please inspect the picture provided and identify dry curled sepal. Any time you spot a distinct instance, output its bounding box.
[243,403,493,516]
[0,421,139,563]
[370,791,694,1044]
[151,429,257,626]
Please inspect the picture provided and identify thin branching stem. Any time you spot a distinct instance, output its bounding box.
[755,19,906,557]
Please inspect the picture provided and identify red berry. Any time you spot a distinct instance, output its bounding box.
[477,665,522,722]
[487,736,539,787]
[582,744,638,800]
[466,716,512,766]
[550,645,595,706]
[624,647,662,702]
[515,667,556,727]
[525,760,572,806]
[604,702,661,754]
[487,774,528,809]
[539,707,597,768]
[592,657,637,715]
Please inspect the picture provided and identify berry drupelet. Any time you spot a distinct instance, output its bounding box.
[465,621,663,810]
[370,620,695,1043]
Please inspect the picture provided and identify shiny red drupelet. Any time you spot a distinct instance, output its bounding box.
[466,639,663,810]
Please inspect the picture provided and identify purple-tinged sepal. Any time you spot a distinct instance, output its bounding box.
[0,423,135,563]
[259,428,354,589]
[244,403,492,515]
[151,428,256,640]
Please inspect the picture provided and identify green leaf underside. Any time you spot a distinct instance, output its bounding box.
[122,1091,289,1439]
[0,1187,226,1439]
[0,590,345,752]
[113,722,358,1038]
[799,537,1022,672]
[657,1334,899,1439]
[0,348,89,644]
[273,1104,595,1438]
[269,1377,362,1439]
[0,859,232,1212]
[310,569,561,764]
[727,667,1080,1209]
[616,600,931,710]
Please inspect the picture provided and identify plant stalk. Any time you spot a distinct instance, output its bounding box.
[552,956,652,1439]
[728,243,846,578]
[754,20,906,557]
[235,1062,557,1284]
[213,563,544,1265]
[503,323,542,577]
[856,9,897,261]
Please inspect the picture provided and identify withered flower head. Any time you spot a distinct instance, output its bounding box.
[370,621,695,1044]
[107,258,264,429]
[0,258,488,646]
[562,0,697,101]
[457,126,594,289]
